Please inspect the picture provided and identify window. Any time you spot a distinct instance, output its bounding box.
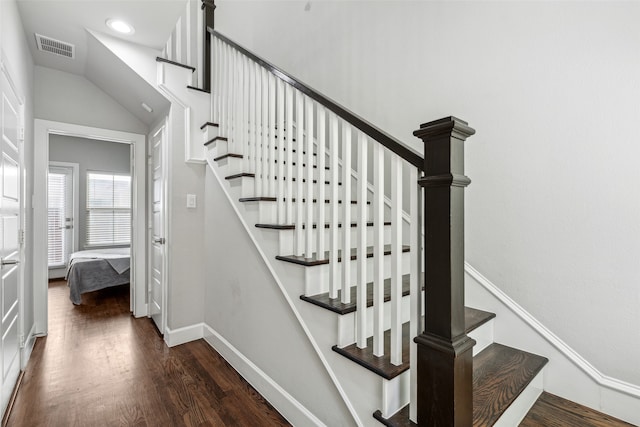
[48,171,67,266]
[86,172,131,246]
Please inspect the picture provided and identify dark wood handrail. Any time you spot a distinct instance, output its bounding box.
[207,28,424,171]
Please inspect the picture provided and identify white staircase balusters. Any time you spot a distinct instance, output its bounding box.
[316,107,326,258]
[261,69,269,196]
[372,143,385,357]
[390,155,403,366]
[341,122,352,304]
[268,74,277,198]
[248,61,257,179]
[304,96,314,259]
[329,114,340,299]
[209,32,424,406]
[356,132,368,349]
[285,86,294,224]
[295,90,305,256]
[276,79,286,224]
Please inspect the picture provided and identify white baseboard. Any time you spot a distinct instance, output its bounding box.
[20,323,37,370]
[164,323,204,347]
[465,262,640,425]
[203,324,326,427]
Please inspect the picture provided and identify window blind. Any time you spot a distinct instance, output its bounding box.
[48,172,67,266]
[86,172,131,246]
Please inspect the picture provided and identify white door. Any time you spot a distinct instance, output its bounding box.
[0,66,22,411]
[47,165,75,273]
[149,124,166,333]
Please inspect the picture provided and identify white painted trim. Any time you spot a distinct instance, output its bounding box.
[206,159,362,425]
[203,324,326,427]
[164,323,204,347]
[465,262,640,400]
[156,63,207,164]
[34,120,147,336]
[20,323,37,370]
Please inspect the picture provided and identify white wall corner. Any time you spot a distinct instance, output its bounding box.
[464,262,640,426]
[203,324,326,427]
[164,323,204,347]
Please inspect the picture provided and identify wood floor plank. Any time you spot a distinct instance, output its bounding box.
[520,392,635,427]
[5,280,290,427]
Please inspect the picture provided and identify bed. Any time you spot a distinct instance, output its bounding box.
[65,248,131,304]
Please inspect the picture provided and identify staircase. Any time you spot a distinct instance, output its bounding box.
[154,7,636,426]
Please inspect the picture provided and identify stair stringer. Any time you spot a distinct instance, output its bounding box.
[204,161,363,426]
[465,263,640,426]
[206,153,413,426]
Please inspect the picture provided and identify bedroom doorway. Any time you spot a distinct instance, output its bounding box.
[34,120,147,336]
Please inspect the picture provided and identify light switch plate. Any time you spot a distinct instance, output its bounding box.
[187,194,197,208]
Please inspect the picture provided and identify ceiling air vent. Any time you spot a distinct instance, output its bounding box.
[35,33,75,59]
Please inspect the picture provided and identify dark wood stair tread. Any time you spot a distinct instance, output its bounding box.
[156,57,195,72]
[333,307,492,381]
[214,153,243,161]
[239,197,277,202]
[256,221,391,231]
[300,273,414,315]
[473,343,548,426]
[186,85,210,93]
[520,392,635,427]
[373,342,548,426]
[225,173,255,180]
[200,122,219,130]
[276,245,410,267]
[204,136,228,146]
[283,198,370,205]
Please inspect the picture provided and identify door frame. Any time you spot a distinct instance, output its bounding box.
[47,161,79,277]
[148,118,168,334]
[34,120,146,336]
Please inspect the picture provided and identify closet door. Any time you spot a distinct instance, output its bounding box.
[0,66,22,411]
[149,123,167,333]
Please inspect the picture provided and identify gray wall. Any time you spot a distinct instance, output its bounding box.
[49,135,131,251]
[35,66,148,135]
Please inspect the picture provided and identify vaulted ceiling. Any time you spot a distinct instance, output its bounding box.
[16,0,187,126]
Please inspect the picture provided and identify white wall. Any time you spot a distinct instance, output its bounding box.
[204,169,355,426]
[34,66,148,135]
[1,0,35,348]
[49,135,131,251]
[216,0,640,388]
[166,105,205,329]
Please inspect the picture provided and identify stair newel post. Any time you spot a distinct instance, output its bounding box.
[413,117,476,426]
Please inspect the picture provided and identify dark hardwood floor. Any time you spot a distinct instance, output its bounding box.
[5,280,291,426]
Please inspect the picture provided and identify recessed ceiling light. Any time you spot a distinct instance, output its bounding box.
[141,103,153,113]
[106,18,134,35]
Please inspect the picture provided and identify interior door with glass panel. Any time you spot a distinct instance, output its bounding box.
[1,64,23,411]
[149,124,166,333]
[47,165,74,275]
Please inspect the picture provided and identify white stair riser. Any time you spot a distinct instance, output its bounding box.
[304,251,411,296]
[206,140,229,159]
[469,318,494,356]
[337,289,416,347]
[203,125,219,142]
[277,226,393,257]
[493,370,544,426]
[382,372,410,419]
